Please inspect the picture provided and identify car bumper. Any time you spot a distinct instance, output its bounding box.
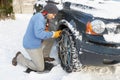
[78,42,120,66]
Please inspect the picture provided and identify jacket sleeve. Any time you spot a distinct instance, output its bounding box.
[33,16,53,39]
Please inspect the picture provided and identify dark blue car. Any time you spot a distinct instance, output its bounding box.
[53,1,120,72]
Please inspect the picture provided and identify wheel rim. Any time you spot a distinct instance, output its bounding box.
[58,29,73,72]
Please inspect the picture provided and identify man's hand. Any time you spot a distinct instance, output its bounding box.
[52,30,62,38]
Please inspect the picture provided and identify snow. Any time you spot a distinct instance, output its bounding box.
[103,34,120,43]
[0,0,120,80]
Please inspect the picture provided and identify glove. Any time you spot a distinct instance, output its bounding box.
[52,30,62,38]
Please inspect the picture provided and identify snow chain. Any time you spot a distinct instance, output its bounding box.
[57,29,83,72]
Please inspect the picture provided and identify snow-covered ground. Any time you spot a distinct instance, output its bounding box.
[0,13,120,80]
[0,0,120,80]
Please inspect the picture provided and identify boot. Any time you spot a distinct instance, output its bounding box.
[44,57,55,62]
[44,62,54,71]
[24,68,37,73]
[25,62,54,73]
[12,51,21,66]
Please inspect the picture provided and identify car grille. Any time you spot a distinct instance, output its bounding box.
[106,24,120,34]
[115,25,120,34]
[103,23,120,43]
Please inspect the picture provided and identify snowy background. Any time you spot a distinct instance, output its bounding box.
[0,0,120,80]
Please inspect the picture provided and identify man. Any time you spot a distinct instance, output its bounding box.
[12,4,61,73]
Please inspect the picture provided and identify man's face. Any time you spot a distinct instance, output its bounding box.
[47,13,56,20]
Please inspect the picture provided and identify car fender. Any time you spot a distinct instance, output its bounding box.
[59,19,82,40]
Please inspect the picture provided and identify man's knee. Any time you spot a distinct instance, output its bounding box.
[37,65,44,71]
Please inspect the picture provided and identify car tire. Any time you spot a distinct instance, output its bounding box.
[57,28,82,73]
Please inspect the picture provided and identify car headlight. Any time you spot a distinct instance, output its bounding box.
[91,20,105,34]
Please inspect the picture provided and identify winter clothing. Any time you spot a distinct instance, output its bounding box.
[23,13,53,49]
[25,62,54,73]
[52,30,62,38]
[12,51,21,66]
[44,3,58,14]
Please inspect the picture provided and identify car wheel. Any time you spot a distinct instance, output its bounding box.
[57,28,82,73]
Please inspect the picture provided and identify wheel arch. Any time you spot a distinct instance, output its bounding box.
[58,19,82,41]
[58,19,74,32]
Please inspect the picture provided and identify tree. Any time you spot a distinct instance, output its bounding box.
[0,0,14,20]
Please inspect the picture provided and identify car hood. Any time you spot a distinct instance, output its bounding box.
[66,0,120,19]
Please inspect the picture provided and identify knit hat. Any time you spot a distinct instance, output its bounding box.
[44,3,58,14]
